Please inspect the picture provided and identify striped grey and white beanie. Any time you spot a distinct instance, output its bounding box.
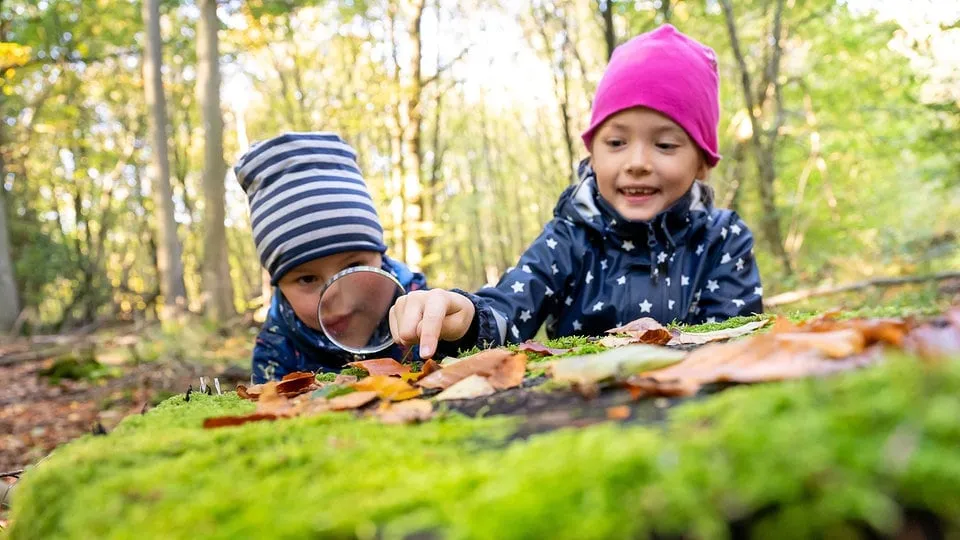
[235,132,387,285]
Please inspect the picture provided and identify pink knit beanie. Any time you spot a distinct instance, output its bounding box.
[582,24,721,167]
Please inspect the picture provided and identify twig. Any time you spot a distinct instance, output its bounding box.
[765,271,960,307]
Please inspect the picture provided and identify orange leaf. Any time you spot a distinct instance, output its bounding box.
[328,391,378,410]
[352,375,421,401]
[346,358,411,376]
[377,399,433,424]
[419,349,526,390]
[606,405,631,420]
[774,329,865,358]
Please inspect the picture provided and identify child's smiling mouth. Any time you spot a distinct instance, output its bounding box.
[619,185,661,203]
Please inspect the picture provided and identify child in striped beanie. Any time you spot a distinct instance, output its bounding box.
[235,132,427,383]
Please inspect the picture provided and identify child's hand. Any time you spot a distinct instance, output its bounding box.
[389,290,476,359]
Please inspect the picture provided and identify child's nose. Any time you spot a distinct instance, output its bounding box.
[624,144,653,176]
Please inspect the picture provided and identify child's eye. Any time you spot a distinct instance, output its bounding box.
[347,262,363,269]
[604,138,626,148]
[297,275,319,285]
[656,142,680,150]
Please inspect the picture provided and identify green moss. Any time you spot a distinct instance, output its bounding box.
[671,314,772,333]
[338,366,368,378]
[10,354,960,539]
[315,372,338,383]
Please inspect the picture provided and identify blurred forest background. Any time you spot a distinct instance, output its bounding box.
[0,0,958,335]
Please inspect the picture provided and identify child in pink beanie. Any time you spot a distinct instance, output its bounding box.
[389,25,764,357]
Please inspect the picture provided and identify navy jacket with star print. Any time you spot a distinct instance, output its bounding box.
[460,161,764,346]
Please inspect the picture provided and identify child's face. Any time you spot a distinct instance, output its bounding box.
[590,107,710,222]
[277,251,384,334]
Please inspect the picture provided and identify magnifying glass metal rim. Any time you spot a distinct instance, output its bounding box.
[317,265,404,355]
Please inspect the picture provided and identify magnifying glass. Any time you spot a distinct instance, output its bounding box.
[317,266,405,355]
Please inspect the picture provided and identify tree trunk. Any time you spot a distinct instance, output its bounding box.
[402,0,427,269]
[719,0,793,277]
[197,0,235,324]
[0,132,19,332]
[142,0,188,319]
[598,0,616,60]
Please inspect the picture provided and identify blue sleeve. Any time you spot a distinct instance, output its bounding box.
[472,219,582,344]
[695,214,764,323]
[251,328,297,384]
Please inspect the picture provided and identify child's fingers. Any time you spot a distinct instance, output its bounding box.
[388,303,401,346]
[417,293,450,358]
[396,292,426,347]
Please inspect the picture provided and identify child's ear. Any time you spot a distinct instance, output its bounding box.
[696,157,711,182]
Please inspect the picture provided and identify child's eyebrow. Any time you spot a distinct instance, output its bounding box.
[651,125,687,137]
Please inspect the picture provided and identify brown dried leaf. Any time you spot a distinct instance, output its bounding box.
[276,372,318,397]
[346,358,411,377]
[434,375,497,401]
[518,341,571,356]
[352,375,422,401]
[774,328,866,358]
[905,311,960,359]
[235,383,263,401]
[604,317,672,345]
[328,391,378,411]
[333,374,358,385]
[377,399,433,424]
[623,376,699,398]
[419,349,525,390]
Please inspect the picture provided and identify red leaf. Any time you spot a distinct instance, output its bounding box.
[518,341,571,356]
[203,413,277,429]
[275,372,318,398]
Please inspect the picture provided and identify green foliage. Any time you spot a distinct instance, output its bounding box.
[38,352,117,384]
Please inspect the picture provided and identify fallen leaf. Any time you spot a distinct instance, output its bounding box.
[312,384,355,399]
[400,359,443,383]
[905,310,960,359]
[518,341,572,356]
[276,372,318,397]
[352,375,422,401]
[774,328,866,358]
[256,383,299,416]
[486,353,527,390]
[328,391,378,410]
[623,376,699,398]
[334,374,358,385]
[346,358,411,377]
[235,383,263,401]
[668,319,770,346]
[434,375,497,401]
[606,405,631,420]
[548,345,687,386]
[598,335,642,348]
[419,349,527,390]
[377,399,433,424]
[203,413,277,429]
[604,317,672,345]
